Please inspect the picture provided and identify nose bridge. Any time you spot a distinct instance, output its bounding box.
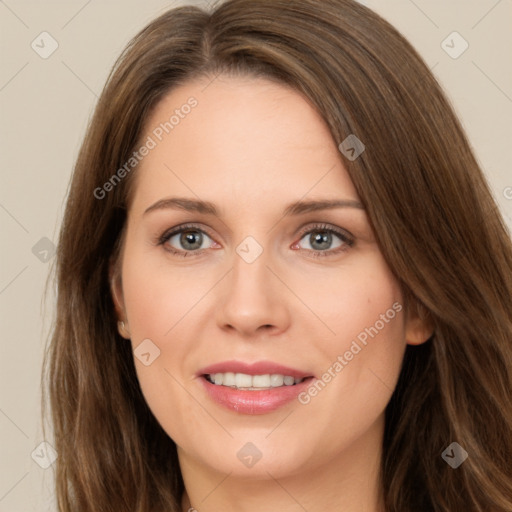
[232,241,270,295]
[215,235,290,335]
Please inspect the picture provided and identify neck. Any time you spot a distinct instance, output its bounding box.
[179,415,385,512]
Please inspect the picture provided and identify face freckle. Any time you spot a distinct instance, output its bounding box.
[112,74,414,484]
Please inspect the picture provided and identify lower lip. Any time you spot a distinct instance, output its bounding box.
[199,375,314,415]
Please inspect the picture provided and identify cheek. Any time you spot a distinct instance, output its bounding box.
[340,259,406,386]
[119,241,214,435]
[299,251,405,354]
[121,244,208,340]
[292,252,406,442]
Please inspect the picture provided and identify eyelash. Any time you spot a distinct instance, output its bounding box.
[156,222,354,259]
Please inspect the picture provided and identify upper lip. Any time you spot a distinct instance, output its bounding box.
[197,360,314,379]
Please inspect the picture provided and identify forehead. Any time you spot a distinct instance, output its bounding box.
[129,75,359,215]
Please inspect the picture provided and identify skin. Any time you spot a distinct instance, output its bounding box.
[111,75,432,512]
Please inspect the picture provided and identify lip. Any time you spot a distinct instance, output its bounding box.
[197,360,315,415]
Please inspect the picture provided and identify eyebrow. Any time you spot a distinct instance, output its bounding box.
[143,197,365,217]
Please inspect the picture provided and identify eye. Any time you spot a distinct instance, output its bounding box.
[292,223,354,257]
[158,224,218,257]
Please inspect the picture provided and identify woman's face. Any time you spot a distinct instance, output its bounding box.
[112,75,428,480]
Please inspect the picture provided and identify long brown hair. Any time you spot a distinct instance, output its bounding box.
[42,0,512,510]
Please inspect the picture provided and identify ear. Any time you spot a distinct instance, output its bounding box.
[405,299,434,346]
[109,261,130,339]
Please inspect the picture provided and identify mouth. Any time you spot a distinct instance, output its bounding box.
[196,360,315,414]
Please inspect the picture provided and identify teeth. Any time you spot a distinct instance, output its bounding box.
[235,373,252,388]
[270,374,284,387]
[253,374,270,387]
[222,372,235,387]
[207,372,305,389]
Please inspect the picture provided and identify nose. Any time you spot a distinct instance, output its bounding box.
[215,246,291,338]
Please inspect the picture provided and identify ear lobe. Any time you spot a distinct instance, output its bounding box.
[405,301,434,346]
[406,317,433,345]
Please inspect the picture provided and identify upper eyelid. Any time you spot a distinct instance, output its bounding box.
[296,223,352,239]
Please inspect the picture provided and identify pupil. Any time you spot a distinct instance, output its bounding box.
[181,230,202,250]
[311,231,331,250]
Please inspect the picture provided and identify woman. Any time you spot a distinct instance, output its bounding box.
[42,0,512,510]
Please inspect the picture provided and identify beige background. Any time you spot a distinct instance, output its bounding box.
[0,0,510,510]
